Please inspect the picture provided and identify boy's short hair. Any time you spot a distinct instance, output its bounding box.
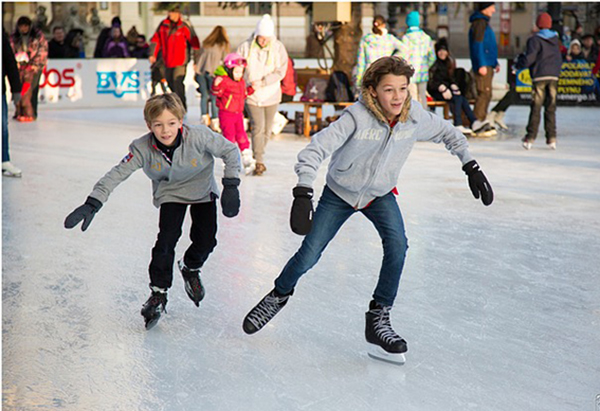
[144,93,186,123]
[361,56,415,92]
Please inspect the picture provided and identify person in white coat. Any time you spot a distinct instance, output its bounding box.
[237,14,288,176]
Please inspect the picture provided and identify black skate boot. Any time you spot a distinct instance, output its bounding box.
[243,288,293,334]
[141,287,168,330]
[365,300,407,364]
[178,259,205,307]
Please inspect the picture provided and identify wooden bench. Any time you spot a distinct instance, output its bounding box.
[288,68,473,137]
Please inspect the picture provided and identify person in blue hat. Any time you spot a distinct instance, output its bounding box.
[400,10,436,108]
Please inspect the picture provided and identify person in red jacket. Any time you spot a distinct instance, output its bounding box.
[212,53,256,174]
[149,5,200,109]
[281,57,297,102]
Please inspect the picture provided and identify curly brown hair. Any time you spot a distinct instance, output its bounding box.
[361,56,415,93]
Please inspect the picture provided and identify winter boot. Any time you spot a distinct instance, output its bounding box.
[253,162,267,176]
[241,149,256,175]
[141,286,168,330]
[210,118,221,133]
[178,259,205,307]
[243,288,294,334]
[201,114,211,126]
[365,300,407,364]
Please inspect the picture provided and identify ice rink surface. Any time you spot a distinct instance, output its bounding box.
[3,104,600,411]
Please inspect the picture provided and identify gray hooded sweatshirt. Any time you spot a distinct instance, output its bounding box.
[295,91,474,209]
[89,124,241,208]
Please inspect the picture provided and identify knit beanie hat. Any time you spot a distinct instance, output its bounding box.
[477,2,495,12]
[435,37,449,53]
[255,14,275,38]
[406,11,420,28]
[536,12,552,30]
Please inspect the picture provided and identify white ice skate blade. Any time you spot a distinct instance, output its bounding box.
[367,344,406,365]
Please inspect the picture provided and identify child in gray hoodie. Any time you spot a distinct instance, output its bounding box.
[64,93,241,329]
[242,56,493,363]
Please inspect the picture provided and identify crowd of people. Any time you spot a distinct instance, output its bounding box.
[4,4,600,179]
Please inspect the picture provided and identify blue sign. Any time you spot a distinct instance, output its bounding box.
[97,71,141,98]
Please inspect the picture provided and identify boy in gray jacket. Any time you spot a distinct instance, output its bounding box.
[242,57,493,364]
[65,93,241,329]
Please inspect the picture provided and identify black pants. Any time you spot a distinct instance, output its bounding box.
[165,65,187,110]
[149,201,217,289]
[492,85,518,113]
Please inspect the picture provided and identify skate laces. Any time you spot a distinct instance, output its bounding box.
[248,293,289,329]
[147,292,167,312]
[372,306,403,344]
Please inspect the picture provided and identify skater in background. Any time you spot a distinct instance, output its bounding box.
[355,15,406,90]
[64,93,242,329]
[468,2,499,133]
[400,11,436,108]
[427,37,483,136]
[515,12,562,150]
[196,25,230,129]
[212,53,256,175]
[3,30,23,178]
[242,56,493,363]
[237,14,289,176]
[9,16,47,122]
[149,5,201,110]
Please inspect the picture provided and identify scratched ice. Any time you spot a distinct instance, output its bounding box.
[3,104,599,410]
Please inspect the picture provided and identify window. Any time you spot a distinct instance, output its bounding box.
[249,2,272,16]
[183,2,201,16]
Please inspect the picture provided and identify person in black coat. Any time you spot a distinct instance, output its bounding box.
[2,30,23,177]
[427,38,481,135]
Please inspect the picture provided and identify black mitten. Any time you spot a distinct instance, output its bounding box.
[64,197,103,231]
[462,160,494,206]
[290,186,314,235]
[221,177,241,217]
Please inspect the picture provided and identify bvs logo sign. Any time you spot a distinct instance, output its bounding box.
[96,71,140,98]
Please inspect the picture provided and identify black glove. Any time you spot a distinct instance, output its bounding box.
[64,197,103,231]
[290,186,314,235]
[221,178,240,217]
[462,160,493,206]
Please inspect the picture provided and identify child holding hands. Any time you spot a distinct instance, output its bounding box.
[212,52,256,174]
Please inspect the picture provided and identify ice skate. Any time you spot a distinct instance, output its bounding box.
[455,125,473,136]
[241,149,256,175]
[243,288,293,334]
[493,111,508,130]
[365,300,407,365]
[471,119,491,134]
[141,287,168,330]
[522,138,533,150]
[178,259,205,307]
[547,141,557,150]
[2,162,22,178]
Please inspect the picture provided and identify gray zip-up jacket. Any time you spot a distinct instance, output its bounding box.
[89,124,241,208]
[295,90,474,209]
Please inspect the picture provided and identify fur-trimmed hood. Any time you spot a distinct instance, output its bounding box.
[359,86,413,124]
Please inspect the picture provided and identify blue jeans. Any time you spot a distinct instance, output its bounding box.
[196,72,218,118]
[2,93,9,162]
[450,94,476,126]
[275,186,409,307]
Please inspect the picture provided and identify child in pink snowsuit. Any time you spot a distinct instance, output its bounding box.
[212,53,255,173]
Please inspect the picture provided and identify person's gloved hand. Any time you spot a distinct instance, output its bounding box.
[64,197,103,231]
[462,160,494,206]
[221,177,240,217]
[290,186,314,235]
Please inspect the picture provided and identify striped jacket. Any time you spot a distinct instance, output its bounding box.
[400,29,436,83]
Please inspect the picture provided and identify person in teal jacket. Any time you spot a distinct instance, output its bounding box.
[469,2,499,131]
[242,56,494,364]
